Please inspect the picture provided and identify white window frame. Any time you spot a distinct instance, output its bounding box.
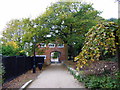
[48,43,55,48]
[36,55,46,59]
[40,43,46,48]
[57,44,64,48]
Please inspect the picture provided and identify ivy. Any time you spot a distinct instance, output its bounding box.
[74,22,119,70]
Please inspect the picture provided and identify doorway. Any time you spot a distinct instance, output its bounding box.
[51,51,61,63]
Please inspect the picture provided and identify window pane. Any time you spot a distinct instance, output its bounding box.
[40,43,46,48]
[57,44,64,48]
[48,43,55,48]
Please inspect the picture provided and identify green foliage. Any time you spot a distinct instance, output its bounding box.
[107,18,118,23]
[0,63,5,84]
[52,52,60,59]
[1,1,106,57]
[2,44,16,56]
[2,18,50,56]
[75,22,119,70]
[77,74,120,88]
[2,41,26,56]
[69,68,120,88]
[36,1,104,58]
[19,50,26,56]
[2,19,24,47]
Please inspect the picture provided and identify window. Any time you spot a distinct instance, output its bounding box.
[36,55,46,59]
[40,43,46,48]
[57,44,64,48]
[48,43,55,48]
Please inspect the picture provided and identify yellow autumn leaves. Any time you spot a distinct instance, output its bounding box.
[6,41,19,49]
[6,41,25,54]
[75,22,119,70]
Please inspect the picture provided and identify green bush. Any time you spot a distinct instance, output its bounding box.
[2,44,26,56]
[69,68,120,88]
[2,45,16,56]
[76,73,120,88]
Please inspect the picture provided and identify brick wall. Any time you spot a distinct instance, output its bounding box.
[37,43,68,63]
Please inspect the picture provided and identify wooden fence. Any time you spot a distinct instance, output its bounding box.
[2,56,44,83]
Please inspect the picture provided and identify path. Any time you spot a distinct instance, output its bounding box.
[27,63,85,88]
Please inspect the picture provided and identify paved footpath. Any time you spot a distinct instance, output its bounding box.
[27,63,85,88]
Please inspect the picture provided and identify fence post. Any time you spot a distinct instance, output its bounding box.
[33,42,36,73]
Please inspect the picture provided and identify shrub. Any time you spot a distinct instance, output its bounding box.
[2,41,26,56]
[76,72,120,88]
[68,67,120,88]
[0,63,5,84]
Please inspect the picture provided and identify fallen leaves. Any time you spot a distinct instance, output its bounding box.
[2,67,43,88]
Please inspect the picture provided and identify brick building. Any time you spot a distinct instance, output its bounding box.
[36,41,68,63]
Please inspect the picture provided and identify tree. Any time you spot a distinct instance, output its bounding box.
[107,18,118,23]
[2,19,25,48]
[2,41,26,56]
[2,18,50,56]
[36,1,104,59]
[21,18,50,56]
[75,22,119,70]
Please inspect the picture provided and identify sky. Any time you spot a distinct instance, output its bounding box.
[0,0,118,36]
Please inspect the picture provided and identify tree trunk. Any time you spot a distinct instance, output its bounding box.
[68,24,75,60]
[114,30,120,71]
[33,42,36,73]
[68,44,75,61]
[33,36,36,73]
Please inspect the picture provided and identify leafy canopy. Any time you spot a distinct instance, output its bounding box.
[75,22,119,70]
[36,1,104,57]
[2,18,50,56]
